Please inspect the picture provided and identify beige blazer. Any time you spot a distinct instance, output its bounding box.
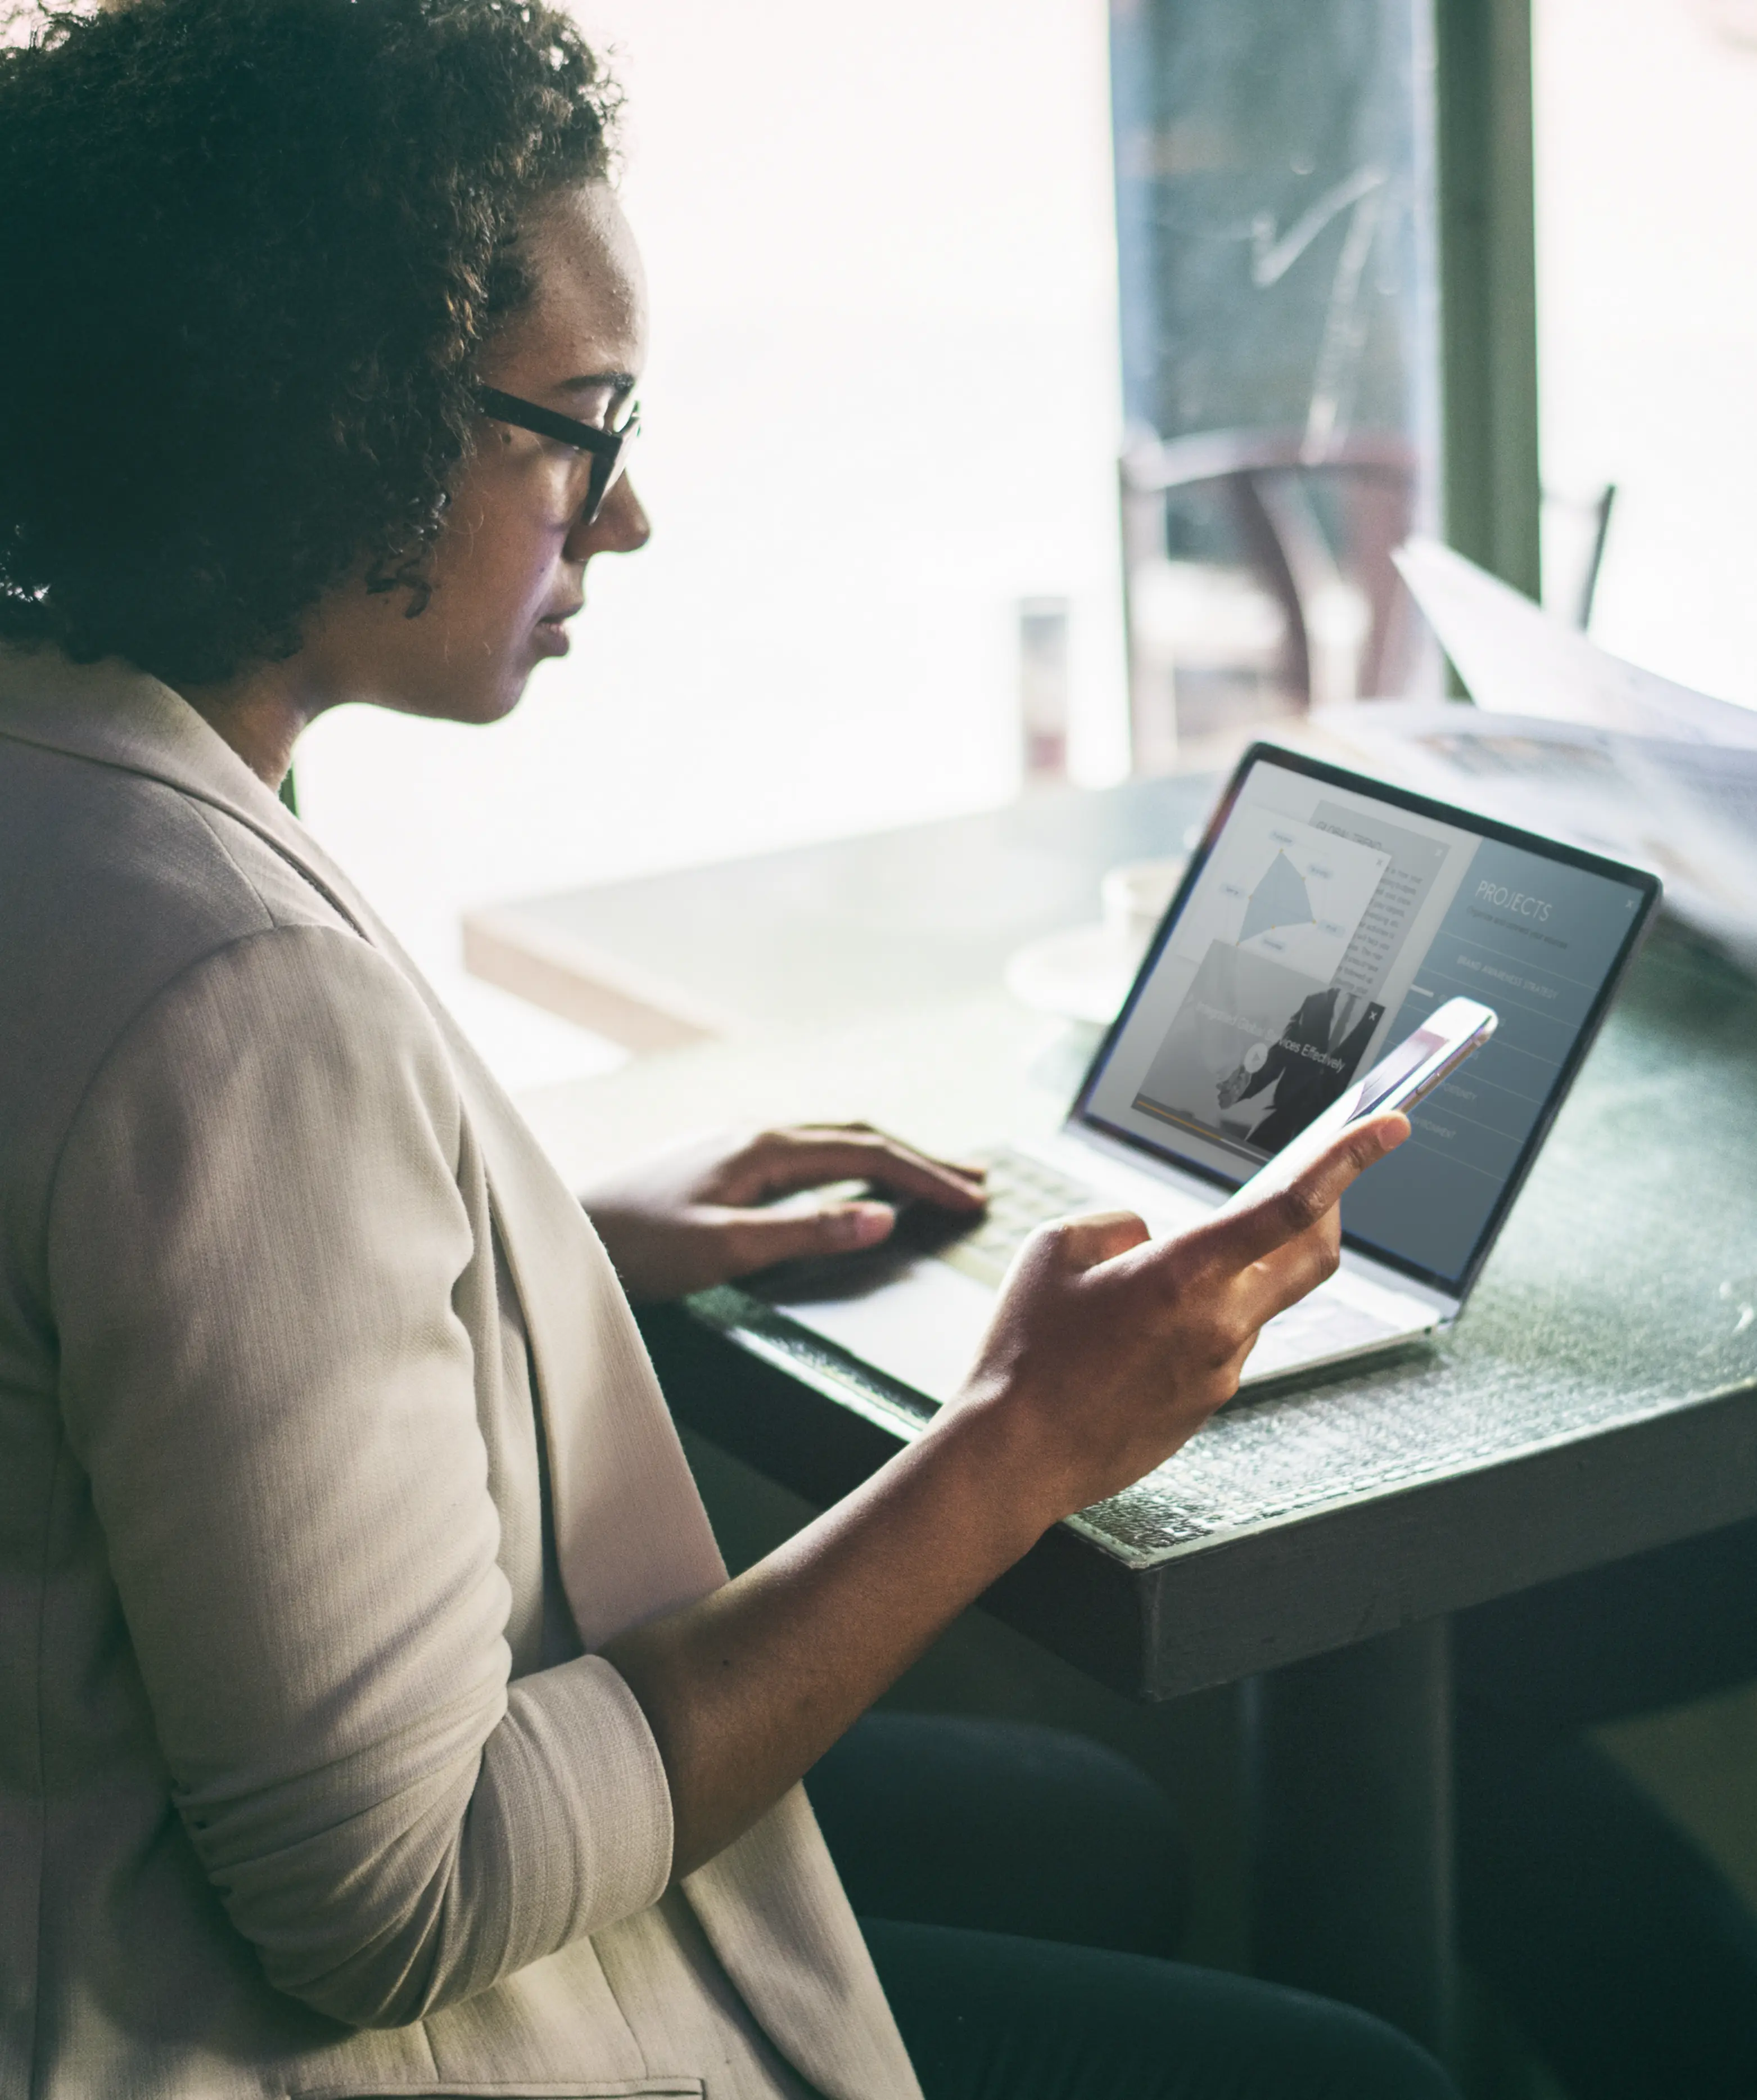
[0,648,922,2100]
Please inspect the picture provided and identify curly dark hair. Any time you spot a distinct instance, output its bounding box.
[0,0,618,684]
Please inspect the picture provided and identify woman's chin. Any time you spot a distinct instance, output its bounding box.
[473,675,538,725]
[372,618,579,725]
[382,667,534,728]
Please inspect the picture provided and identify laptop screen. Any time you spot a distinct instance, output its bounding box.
[1073,746,1659,1296]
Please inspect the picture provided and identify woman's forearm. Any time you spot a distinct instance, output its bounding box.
[603,1396,1050,1880]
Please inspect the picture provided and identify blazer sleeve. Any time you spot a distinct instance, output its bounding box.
[46,923,674,2027]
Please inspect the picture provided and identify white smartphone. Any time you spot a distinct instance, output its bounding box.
[1219,995,1499,1215]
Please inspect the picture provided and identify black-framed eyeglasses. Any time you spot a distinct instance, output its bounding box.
[473,384,640,525]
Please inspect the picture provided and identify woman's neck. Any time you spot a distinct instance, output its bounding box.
[177,661,331,790]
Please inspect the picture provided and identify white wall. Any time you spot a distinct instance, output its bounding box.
[1534,0,1757,707]
[293,0,1127,1086]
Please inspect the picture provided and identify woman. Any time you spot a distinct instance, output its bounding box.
[0,4,1444,2096]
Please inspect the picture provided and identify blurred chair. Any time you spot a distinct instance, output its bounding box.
[1119,427,1422,772]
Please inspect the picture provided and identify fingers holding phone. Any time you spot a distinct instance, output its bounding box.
[943,1110,1409,1527]
[1197,1104,1412,1319]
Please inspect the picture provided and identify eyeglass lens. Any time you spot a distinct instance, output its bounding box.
[584,405,638,523]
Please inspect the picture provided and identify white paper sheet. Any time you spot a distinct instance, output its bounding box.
[1393,538,1757,748]
[1314,541,1757,970]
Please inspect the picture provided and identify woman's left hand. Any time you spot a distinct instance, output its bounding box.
[579,1123,987,1303]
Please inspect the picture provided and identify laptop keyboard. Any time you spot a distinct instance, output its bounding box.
[911,1146,1100,1289]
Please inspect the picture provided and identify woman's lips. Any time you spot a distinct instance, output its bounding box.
[534,602,582,656]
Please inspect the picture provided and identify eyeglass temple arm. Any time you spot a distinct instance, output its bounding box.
[474,385,622,457]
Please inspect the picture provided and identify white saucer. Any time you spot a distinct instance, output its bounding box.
[1004,922,1151,1025]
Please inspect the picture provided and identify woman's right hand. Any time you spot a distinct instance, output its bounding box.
[942,1109,1409,1530]
[607,1107,1407,1882]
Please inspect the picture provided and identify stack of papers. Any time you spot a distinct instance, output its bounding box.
[1318,539,1757,970]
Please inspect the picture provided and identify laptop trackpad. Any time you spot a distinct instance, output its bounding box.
[764,1255,994,1407]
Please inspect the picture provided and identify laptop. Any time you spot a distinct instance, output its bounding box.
[755,743,1661,1400]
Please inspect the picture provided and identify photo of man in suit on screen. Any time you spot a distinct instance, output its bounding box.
[1216,985,1383,1153]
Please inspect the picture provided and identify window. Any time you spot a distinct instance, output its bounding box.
[1534,0,1757,709]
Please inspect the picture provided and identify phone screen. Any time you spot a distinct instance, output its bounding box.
[1347,1025,1452,1121]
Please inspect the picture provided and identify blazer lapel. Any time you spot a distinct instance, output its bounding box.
[0,649,728,1638]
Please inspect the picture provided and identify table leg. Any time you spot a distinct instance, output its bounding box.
[1245,1616,1456,2060]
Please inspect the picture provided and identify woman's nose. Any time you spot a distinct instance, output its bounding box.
[570,473,651,560]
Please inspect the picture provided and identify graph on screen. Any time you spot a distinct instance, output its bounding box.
[1170,808,1390,984]
[1239,849,1318,946]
